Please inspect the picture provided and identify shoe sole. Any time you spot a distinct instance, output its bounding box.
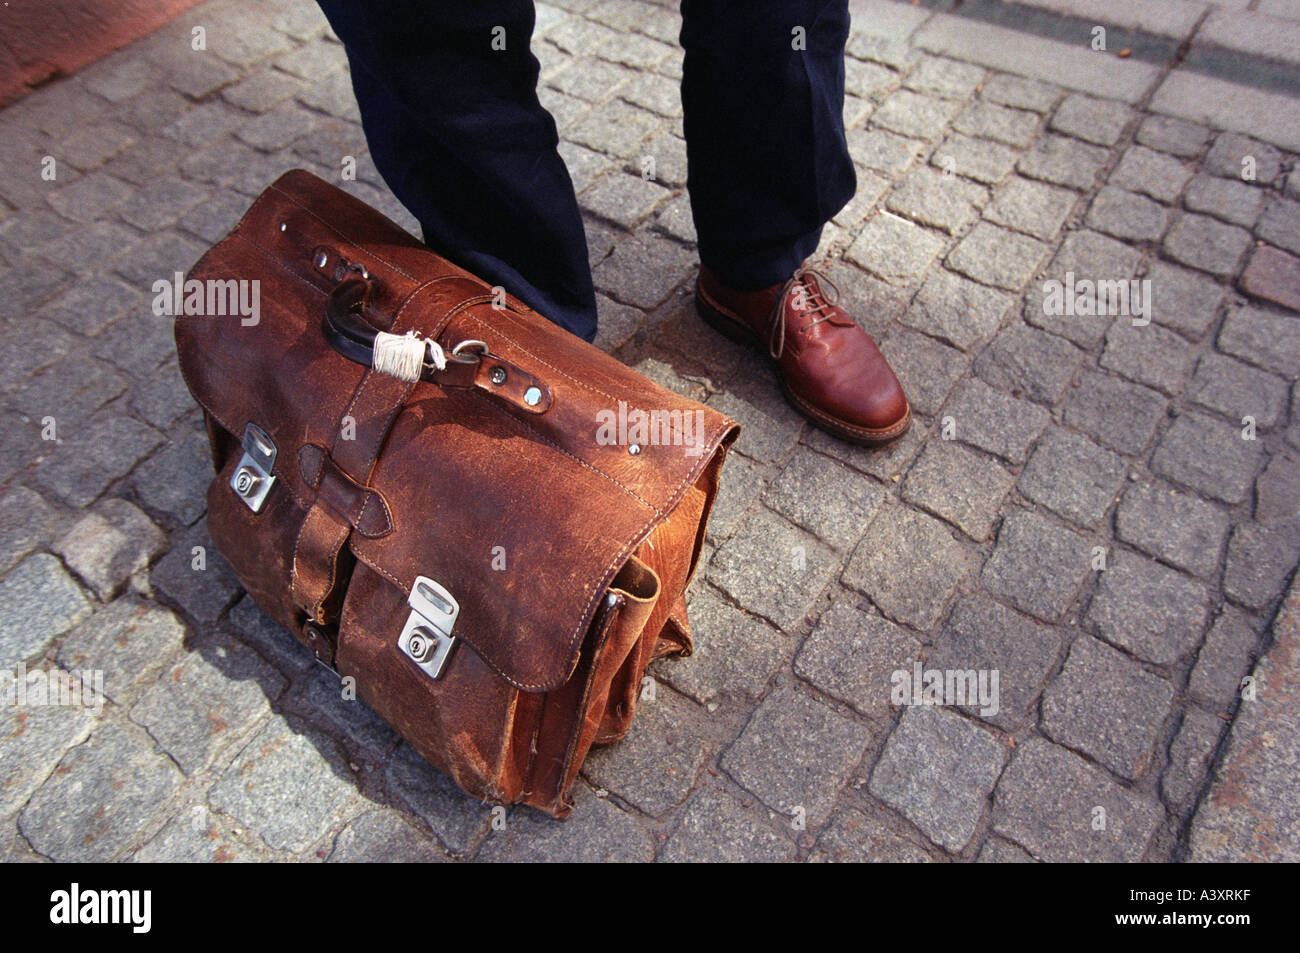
[694,284,912,447]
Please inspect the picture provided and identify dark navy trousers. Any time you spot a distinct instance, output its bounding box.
[315,1,856,342]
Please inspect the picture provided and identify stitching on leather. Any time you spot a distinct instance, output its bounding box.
[459,311,632,408]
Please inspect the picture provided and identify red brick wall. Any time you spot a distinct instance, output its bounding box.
[0,0,206,105]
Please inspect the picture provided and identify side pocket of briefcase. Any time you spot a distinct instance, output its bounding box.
[521,556,661,815]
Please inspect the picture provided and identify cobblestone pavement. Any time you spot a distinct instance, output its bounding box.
[1,0,1298,862]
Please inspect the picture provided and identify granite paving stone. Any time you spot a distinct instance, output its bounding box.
[31,412,165,509]
[880,329,970,416]
[1162,705,1226,811]
[1136,115,1210,158]
[901,439,1015,541]
[1240,244,1300,313]
[886,166,988,235]
[652,587,786,708]
[905,57,986,101]
[0,554,92,670]
[809,807,935,863]
[133,809,262,863]
[1088,551,1211,665]
[52,498,166,601]
[974,319,1083,404]
[384,742,492,856]
[994,737,1163,862]
[932,594,1064,730]
[708,508,838,631]
[721,685,868,827]
[208,714,358,854]
[1163,213,1253,278]
[1018,133,1110,190]
[1187,352,1290,429]
[1217,303,1300,378]
[1183,174,1266,228]
[1086,185,1168,242]
[480,783,655,862]
[953,100,1040,148]
[284,664,396,757]
[981,508,1092,623]
[762,447,886,551]
[1203,132,1283,185]
[901,269,1013,351]
[1025,230,1143,348]
[794,599,922,721]
[850,127,925,176]
[980,74,1060,114]
[583,686,708,817]
[1151,410,1264,505]
[983,176,1076,240]
[661,783,796,863]
[1256,196,1300,257]
[872,707,1008,855]
[1098,319,1195,397]
[0,485,62,577]
[328,809,446,863]
[946,222,1050,291]
[150,519,242,625]
[846,211,946,285]
[934,133,1021,184]
[1108,145,1193,203]
[845,502,974,629]
[131,630,285,775]
[1256,450,1300,525]
[592,229,694,308]
[0,677,99,817]
[1115,482,1231,580]
[872,89,960,140]
[1187,607,1258,712]
[19,721,181,862]
[1050,94,1132,146]
[1223,521,1300,611]
[943,378,1051,464]
[1145,260,1227,340]
[1017,428,1127,529]
[57,597,185,706]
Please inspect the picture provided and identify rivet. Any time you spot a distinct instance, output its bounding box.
[605,593,619,608]
[279,222,287,232]
[316,251,329,269]
[523,386,542,407]
[628,443,641,456]
[489,365,507,385]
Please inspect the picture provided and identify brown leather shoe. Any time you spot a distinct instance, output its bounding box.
[695,264,911,445]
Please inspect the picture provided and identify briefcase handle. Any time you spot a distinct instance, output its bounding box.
[321,272,552,413]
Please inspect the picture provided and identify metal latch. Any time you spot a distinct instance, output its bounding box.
[397,576,459,679]
[230,423,277,513]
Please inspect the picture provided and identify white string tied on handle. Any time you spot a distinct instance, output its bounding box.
[371,331,447,383]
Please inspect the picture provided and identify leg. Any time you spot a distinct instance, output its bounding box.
[679,0,856,290]
[315,0,598,340]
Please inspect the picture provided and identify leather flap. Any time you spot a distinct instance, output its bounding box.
[176,170,739,692]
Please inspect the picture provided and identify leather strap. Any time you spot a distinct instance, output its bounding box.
[298,444,393,538]
[322,275,552,413]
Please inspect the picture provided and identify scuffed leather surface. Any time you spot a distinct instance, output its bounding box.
[175,170,739,815]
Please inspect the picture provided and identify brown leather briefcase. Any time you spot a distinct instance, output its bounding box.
[174,170,739,817]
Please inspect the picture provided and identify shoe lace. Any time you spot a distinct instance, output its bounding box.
[768,265,841,359]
